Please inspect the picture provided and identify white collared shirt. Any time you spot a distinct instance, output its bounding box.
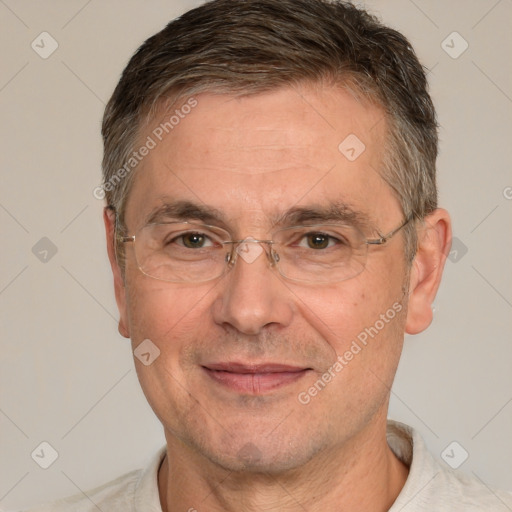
[22,421,512,511]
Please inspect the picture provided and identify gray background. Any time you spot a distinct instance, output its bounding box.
[1,0,511,509]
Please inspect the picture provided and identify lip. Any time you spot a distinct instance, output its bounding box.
[202,362,311,394]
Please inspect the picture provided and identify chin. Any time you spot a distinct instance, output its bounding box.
[189,425,326,475]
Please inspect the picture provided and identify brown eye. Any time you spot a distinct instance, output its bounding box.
[306,233,330,249]
[181,233,208,248]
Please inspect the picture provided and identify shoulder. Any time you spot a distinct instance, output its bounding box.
[21,470,140,512]
[21,447,166,512]
[388,421,512,511]
[401,468,512,511]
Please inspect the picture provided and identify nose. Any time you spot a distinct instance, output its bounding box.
[212,239,293,335]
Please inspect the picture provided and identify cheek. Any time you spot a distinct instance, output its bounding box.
[125,274,215,339]
[124,276,221,387]
[124,279,217,424]
[287,278,403,352]
[297,289,406,406]
[287,263,407,408]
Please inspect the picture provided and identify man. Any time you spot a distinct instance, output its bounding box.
[25,0,512,510]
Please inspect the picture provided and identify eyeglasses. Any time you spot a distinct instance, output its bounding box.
[117,216,413,284]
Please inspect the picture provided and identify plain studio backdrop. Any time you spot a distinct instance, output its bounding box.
[1,0,511,509]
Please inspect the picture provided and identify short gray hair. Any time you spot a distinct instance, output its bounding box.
[102,0,438,262]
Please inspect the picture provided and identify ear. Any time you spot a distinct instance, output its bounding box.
[405,208,452,335]
[104,207,130,339]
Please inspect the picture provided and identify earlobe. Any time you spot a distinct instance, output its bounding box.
[405,209,451,335]
[118,319,130,339]
[103,207,130,339]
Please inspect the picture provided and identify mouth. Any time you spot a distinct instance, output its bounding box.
[202,362,312,394]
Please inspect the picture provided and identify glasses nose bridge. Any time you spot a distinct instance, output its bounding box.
[225,237,277,269]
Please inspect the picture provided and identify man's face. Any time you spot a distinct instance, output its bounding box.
[116,84,412,472]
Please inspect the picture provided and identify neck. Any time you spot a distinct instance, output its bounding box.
[158,416,409,512]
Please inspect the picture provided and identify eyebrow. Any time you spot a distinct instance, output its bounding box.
[144,199,372,230]
[145,200,227,226]
[274,202,371,229]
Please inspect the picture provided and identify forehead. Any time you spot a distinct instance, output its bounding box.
[125,84,399,230]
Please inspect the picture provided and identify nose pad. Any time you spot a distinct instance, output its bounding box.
[225,240,277,269]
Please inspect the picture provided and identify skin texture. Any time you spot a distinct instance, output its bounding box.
[104,83,451,511]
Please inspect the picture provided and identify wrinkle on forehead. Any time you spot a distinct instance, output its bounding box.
[145,85,386,176]
[125,85,397,232]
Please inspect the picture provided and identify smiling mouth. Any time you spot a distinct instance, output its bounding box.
[202,363,312,394]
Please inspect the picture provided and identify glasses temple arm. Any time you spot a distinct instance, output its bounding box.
[366,214,416,245]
